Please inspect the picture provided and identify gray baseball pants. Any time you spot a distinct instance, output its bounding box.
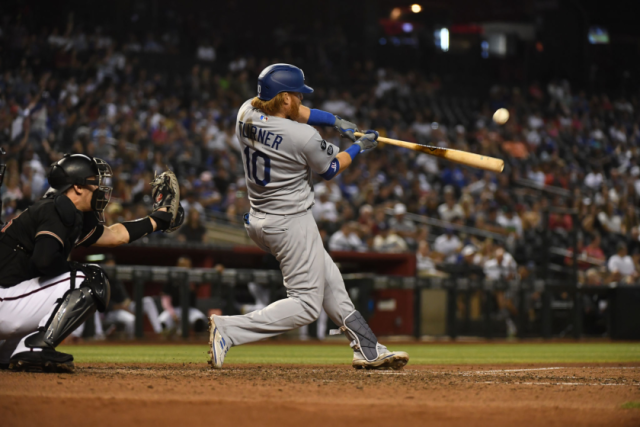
[213,208,355,346]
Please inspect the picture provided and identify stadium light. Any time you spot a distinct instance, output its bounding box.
[411,4,422,13]
[434,28,449,52]
[390,7,402,20]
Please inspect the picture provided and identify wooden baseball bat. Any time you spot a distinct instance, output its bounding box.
[354,132,504,173]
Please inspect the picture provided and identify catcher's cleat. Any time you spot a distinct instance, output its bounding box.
[8,349,75,373]
[208,316,230,369]
[352,344,409,371]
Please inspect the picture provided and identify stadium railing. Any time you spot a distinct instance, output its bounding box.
[100,265,639,341]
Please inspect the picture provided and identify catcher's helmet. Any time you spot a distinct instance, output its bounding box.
[257,64,314,101]
[46,154,113,222]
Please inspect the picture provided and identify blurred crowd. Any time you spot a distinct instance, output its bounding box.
[1,16,639,288]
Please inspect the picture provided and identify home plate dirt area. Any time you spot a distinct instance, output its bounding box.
[1,363,639,427]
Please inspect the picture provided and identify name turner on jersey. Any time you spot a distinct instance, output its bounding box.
[238,120,284,151]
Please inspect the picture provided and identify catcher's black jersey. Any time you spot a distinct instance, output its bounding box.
[0,195,103,287]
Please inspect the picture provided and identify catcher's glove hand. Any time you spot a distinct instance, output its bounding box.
[150,170,182,233]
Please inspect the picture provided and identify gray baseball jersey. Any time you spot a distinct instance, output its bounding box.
[236,99,339,215]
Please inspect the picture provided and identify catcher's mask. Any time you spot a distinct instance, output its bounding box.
[47,154,113,223]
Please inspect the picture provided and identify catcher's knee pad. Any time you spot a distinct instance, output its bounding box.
[26,287,96,349]
[77,264,111,312]
[26,266,111,349]
[341,311,379,362]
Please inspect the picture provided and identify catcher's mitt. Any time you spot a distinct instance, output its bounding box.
[150,170,182,233]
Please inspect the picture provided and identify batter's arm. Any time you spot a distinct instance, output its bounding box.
[320,152,353,180]
[295,105,311,124]
[296,106,358,142]
[319,131,379,180]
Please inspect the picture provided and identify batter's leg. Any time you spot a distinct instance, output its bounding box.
[211,211,326,368]
[320,249,356,326]
[319,251,409,370]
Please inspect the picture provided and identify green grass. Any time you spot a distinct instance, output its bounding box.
[58,342,640,365]
[621,402,640,410]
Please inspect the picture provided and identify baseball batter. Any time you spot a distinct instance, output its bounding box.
[209,64,409,370]
[0,154,182,372]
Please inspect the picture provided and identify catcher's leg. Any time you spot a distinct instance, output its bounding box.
[0,337,20,369]
[8,267,111,373]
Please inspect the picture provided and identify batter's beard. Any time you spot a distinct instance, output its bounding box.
[286,98,300,121]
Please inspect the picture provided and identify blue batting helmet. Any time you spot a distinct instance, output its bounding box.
[257,64,314,101]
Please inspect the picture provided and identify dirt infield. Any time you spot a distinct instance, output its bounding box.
[2,363,639,427]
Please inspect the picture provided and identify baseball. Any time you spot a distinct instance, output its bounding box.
[493,108,509,125]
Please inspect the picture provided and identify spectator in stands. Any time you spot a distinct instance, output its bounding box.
[548,207,573,234]
[416,241,445,277]
[585,268,604,286]
[565,233,606,273]
[437,186,464,222]
[629,227,640,257]
[178,208,208,243]
[582,233,606,267]
[314,179,342,203]
[581,201,599,235]
[621,204,639,235]
[329,222,366,252]
[433,227,462,263]
[483,247,518,337]
[158,257,208,336]
[483,247,518,281]
[1,10,639,291]
[389,203,417,249]
[356,204,375,237]
[181,191,205,220]
[196,39,216,63]
[607,243,638,284]
[373,222,407,253]
[585,166,604,190]
[458,245,485,279]
[598,202,623,235]
[312,188,338,223]
[496,205,523,238]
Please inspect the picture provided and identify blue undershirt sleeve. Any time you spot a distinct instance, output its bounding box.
[307,109,336,127]
[320,158,340,180]
[344,144,361,161]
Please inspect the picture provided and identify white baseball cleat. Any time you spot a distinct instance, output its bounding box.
[208,315,230,369]
[352,344,409,370]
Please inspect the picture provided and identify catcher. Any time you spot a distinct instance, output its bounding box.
[0,154,183,372]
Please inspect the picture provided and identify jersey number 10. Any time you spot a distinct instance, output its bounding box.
[243,147,271,186]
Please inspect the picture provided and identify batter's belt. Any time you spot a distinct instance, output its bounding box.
[249,206,312,218]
